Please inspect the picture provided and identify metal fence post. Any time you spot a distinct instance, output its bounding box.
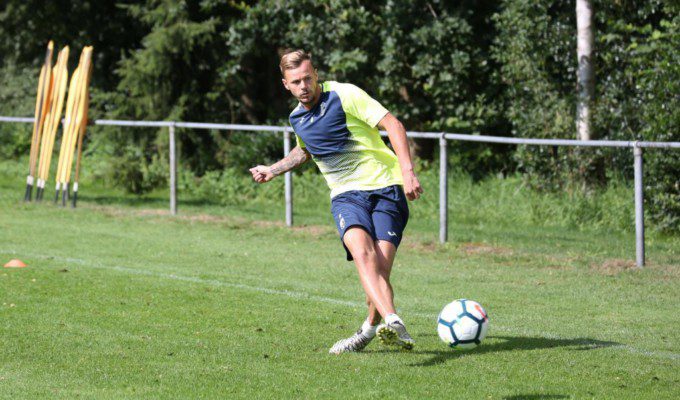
[634,144,645,267]
[169,123,177,215]
[283,129,293,227]
[439,134,448,243]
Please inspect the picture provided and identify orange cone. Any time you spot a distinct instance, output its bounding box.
[4,259,28,268]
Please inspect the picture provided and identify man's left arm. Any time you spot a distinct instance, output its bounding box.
[378,112,423,201]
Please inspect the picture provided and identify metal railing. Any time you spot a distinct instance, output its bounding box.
[2,115,679,267]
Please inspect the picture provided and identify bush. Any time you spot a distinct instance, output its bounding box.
[493,0,679,231]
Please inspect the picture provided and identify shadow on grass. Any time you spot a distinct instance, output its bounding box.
[502,395,570,400]
[404,335,619,367]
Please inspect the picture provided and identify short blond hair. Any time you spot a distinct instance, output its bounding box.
[279,49,313,76]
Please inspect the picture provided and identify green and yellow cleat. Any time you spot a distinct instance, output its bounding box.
[377,321,415,350]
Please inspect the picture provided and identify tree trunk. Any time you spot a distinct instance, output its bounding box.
[576,0,594,141]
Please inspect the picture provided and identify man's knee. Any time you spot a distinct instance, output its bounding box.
[351,245,378,265]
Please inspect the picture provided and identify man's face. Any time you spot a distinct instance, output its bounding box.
[282,60,319,107]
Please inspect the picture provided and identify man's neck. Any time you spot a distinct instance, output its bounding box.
[302,84,322,110]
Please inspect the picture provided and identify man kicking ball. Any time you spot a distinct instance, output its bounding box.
[250,50,423,354]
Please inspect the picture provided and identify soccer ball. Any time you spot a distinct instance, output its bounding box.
[437,299,489,349]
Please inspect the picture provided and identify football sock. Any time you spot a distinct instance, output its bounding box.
[385,313,403,325]
[361,319,378,337]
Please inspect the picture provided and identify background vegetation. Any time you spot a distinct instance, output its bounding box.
[0,0,677,230]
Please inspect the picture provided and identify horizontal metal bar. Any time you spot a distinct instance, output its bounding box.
[174,121,293,133]
[442,133,680,149]
[1,115,678,148]
[93,119,175,128]
[0,116,34,123]
[378,130,440,139]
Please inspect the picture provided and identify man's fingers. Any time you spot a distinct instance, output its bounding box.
[250,166,272,183]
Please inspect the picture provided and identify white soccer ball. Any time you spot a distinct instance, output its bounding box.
[437,299,489,349]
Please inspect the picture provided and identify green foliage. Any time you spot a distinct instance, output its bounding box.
[171,160,639,233]
[492,0,577,188]
[494,0,679,230]
[0,0,677,230]
[593,2,680,231]
[0,0,145,90]
[0,64,34,159]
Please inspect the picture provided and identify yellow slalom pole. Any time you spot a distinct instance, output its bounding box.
[58,47,92,205]
[54,49,89,205]
[36,46,69,201]
[55,52,83,203]
[72,47,94,208]
[25,41,54,201]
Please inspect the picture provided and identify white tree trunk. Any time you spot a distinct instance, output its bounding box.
[576,0,594,141]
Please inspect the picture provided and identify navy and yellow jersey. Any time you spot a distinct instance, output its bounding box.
[289,81,403,198]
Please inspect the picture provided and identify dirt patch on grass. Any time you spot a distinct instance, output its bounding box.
[591,259,639,275]
[401,238,439,253]
[252,220,334,237]
[136,209,170,217]
[88,204,336,236]
[592,259,679,278]
[88,205,245,224]
[460,242,513,256]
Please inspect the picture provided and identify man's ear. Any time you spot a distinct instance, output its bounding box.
[282,78,289,91]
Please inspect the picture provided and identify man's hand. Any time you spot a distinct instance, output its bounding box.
[249,165,274,183]
[402,169,423,201]
[378,112,424,201]
[249,146,311,184]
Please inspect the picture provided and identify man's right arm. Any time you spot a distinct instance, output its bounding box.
[249,145,311,183]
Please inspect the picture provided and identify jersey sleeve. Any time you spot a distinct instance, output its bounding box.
[289,119,306,149]
[338,84,389,128]
[295,133,306,149]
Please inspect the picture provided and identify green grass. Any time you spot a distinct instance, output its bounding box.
[0,162,678,399]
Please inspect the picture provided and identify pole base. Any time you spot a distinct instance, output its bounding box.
[24,184,33,202]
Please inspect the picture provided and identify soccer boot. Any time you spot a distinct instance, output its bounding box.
[329,328,374,354]
[376,321,415,350]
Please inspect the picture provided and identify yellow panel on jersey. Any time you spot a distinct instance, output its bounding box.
[289,81,403,198]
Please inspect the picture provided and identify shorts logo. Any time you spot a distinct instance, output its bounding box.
[338,214,345,229]
[387,231,398,237]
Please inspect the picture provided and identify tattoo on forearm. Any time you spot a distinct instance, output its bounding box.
[270,146,310,176]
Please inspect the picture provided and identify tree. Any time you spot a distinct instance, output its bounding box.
[576,0,594,141]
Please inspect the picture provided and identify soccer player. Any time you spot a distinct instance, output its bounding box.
[250,50,423,354]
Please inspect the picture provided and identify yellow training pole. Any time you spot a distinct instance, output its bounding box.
[58,47,92,205]
[72,47,94,208]
[55,51,83,203]
[25,41,54,201]
[36,46,69,201]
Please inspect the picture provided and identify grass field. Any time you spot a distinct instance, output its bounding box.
[1,165,679,399]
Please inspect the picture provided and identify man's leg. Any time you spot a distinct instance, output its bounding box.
[345,230,412,350]
[343,227,397,318]
[366,240,397,325]
[329,231,395,354]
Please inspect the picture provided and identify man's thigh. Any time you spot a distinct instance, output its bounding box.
[331,191,375,261]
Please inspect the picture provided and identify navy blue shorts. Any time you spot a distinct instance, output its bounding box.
[330,185,409,261]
